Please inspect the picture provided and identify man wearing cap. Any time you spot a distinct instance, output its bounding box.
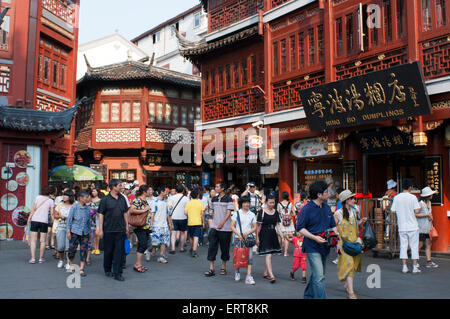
[385,179,397,198]
[390,178,422,274]
[241,182,262,214]
[124,184,135,203]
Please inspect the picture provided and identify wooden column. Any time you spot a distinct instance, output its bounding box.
[215,166,223,183]
[323,0,335,82]
[406,0,420,62]
[264,22,273,113]
[41,141,49,189]
[279,142,293,202]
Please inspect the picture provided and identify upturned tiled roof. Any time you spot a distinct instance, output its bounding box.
[0,104,78,132]
[78,61,201,88]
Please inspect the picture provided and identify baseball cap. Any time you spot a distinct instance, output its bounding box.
[124,183,132,190]
[247,182,256,187]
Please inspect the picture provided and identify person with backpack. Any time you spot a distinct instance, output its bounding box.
[278,191,296,257]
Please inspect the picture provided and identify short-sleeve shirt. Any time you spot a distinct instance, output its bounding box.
[185,199,205,226]
[168,194,189,220]
[98,194,129,233]
[132,198,151,230]
[296,201,336,256]
[231,209,256,239]
[390,192,420,232]
[152,198,169,228]
[211,194,234,232]
[31,196,54,224]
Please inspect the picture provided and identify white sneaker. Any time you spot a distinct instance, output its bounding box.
[412,266,421,274]
[157,257,168,264]
[57,260,64,269]
[66,264,73,273]
[402,266,410,273]
[332,258,338,265]
[235,272,241,282]
[252,246,257,252]
[245,275,256,285]
[426,261,439,268]
[145,251,150,262]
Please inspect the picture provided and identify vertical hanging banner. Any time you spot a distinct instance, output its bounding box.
[424,155,443,206]
[297,62,432,131]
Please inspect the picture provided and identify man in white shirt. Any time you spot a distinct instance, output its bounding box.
[390,178,422,274]
[168,184,190,254]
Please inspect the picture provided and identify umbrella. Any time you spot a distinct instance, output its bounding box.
[49,165,104,182]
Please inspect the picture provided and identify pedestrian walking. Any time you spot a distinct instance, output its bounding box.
[66,191,92,277]
[230,196,257,285]
[130,185,151,273]
[184,188,205,257]
[97,179,130,281]
[150,187,173,264]
[204,182,234,277]
[89,188,102,256]
[390,179,422,274]
[54,190,74,270]
[277,191,296,257]
[335,190,367,299]
[290,232,307,283]
[241,182,262,214]
[27,185,56,264]
[256,194,282,283]
[297,180,337,299]
[416,187,438,269]
[168,184,189,254]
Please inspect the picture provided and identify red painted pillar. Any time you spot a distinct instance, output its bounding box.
[41,142,49,188]
[279,142,293,202]
[215,166,223,183]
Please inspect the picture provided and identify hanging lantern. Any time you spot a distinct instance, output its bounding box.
[327,142,340,154]
[413,132,428,147]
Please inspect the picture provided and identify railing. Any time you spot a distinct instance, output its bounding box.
[209,0,263,33]
[41,0,74,25]
[420,34,450,81]
[203,88,265,122]
[270,0,292,10]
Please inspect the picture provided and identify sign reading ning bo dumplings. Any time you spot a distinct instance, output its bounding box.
[297,62,432,131]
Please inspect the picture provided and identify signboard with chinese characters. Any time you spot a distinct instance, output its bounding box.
[298,62,432,131]
[355,128,425,154]
[425,156,443,206]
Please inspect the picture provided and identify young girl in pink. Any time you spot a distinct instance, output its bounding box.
[290,232,307,283]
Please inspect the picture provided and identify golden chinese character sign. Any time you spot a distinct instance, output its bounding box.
[425,156,443,206]
[355,128,424,154]
[298,62,432,131]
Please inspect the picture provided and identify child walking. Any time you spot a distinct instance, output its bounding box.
[290,232,307,283]
[150,187,173,264]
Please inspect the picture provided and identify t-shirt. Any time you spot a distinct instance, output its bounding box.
[231,209,256,239]
[152,198,169,228]
[296,201,336,256]
[168,193,189,220]
[327,186,337,207]
[291,236,306,257]
[185,199,205,226]
[31,196,54,224]
[211,194,234,232]
[390,192,420,232]
[146,196,156,210]
[417,200,433,234]
[56,203,72,231]
[98,194,129,233]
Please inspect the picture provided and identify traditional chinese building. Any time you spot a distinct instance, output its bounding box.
[179,0,450,253]
[75,60,202,189]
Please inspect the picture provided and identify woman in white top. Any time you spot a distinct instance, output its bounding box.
[277,191,296,257]
[54,190,75,269]
[27,185,56,264]
[415,187,438,268]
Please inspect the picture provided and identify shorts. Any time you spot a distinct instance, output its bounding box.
[188,225,202,238]
[151,227,170,246]
[56,229,70,252]
[205,214,212,221]
[172,219,188,232]
[419,233,430,242]
[30,221,48,233]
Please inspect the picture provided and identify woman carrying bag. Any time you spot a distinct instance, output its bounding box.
[416,187,438,269]
[230,196,257,285]
[129,185,151,273]
[335,190,367,299]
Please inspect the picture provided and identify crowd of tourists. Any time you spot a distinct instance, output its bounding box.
[24,176,439,298]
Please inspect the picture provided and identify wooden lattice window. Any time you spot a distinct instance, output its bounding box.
[437,0,447,26]
[336,18,343,57]
[298,32,305,68]
[242,59,248,85]
[148,102,156,122]
[308,28,315,66]
[290,36,296,71]
[172,105,179,125]
[226,64,231,89]
[346,14,354,54]
[251,55,257,83]
[101,102,109,123]
[318,25,324,62]
[204,71,209,95]
[121,101,131,122]
[384,0,393,42]
[280,39,287,73]
[156,103,163,123]
[273,41,279,76]
[211,69,216,94]
[0,65,10,93]
[219,66,224,92]
[396,0,405,38]
[132,102,141,122]
[234,62,240,88]
[0,14,10,51]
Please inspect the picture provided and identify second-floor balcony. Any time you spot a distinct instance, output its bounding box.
[209,0,264,33]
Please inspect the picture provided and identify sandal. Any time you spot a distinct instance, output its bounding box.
[204,269,215,277]
[169,250,176,255]
[86,261,91,266]
[220,269,227,275]
[133,265,147,273]
[347,293,357,299]
[270,277,276,284]
[29,258,36,264]
[38,258,45,264]
[80,270,87,277]
[263,274,271,280]
[179,249,186,253]
[289,271,296,281]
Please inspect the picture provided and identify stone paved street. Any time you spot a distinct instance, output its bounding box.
[1,241,449,299]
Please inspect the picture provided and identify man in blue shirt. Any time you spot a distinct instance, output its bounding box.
[297,181,337,299]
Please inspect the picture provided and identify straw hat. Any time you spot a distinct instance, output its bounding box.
[387,179,397,189]
[339,190,355,203]
[420,186,436,198]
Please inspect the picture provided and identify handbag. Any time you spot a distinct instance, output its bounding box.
[429,226,438,241]
[128,201,148,227]
[237,210,256,248]
[233,246,249,269]
[342,241,363,256]
[362,221,378,249]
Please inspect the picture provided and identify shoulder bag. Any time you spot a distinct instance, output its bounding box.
[237,210,256,248]
[170,195,185,217]
[342,214,362,256]
[128,200,148,227]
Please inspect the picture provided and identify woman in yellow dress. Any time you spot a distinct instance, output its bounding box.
[335,190,367,299]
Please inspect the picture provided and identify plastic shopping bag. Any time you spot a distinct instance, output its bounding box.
[233,246,249,269]
[124,234,131,255]
[362,221,378,250]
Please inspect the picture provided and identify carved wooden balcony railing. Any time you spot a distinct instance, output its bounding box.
[420,34,450,81]
[335,47,408,81]
[270,0,293,10]
[203,88,265,122]
[41,0,74,25]
[209,0,264,33]
[272,70,325,111]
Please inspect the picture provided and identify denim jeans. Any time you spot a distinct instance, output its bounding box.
[304,252,329,299]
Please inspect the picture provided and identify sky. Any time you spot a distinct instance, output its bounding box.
[79,0,201,44]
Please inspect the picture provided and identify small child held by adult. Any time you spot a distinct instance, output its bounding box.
[290,232,307,284]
